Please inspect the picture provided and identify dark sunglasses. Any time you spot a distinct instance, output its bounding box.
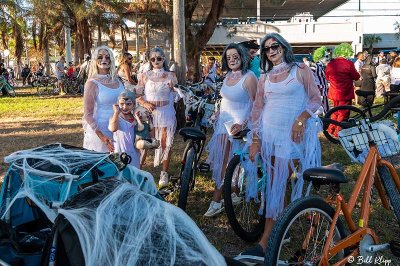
[127,57,133,60]
[150,56,164,62]
[263,43,280,53]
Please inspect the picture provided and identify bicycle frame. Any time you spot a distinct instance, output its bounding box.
[312,144,400,265]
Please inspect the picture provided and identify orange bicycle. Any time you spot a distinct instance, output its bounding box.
[264,112,400,265]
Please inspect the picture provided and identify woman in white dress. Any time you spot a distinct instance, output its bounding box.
[83,46,125,152]
[117,52,138,94]
[204,43,258,217]
[240,33,322,260]
[136,47,179,187]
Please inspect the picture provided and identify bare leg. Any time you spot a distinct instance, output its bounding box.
[211,135,231,202]
[258,157,295,252]
[160,127,171,172]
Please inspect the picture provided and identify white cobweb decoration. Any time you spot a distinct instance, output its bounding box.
[2,143,157,223]
[59,181,226,266]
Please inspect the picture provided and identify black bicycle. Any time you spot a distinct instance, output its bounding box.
[323,91,400,144]
[174,84,220,211]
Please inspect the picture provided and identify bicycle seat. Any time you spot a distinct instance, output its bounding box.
[303,167,348,186]
[179,127,206,141]
[355,90,375,97]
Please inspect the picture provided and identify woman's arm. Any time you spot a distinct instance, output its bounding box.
[83,80,100,131]
[124,65,137,85]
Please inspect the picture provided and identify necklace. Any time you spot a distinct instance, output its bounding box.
[93,74,117,85]
[229,70,243,80]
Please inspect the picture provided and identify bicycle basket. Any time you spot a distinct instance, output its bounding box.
[338,120,400,165]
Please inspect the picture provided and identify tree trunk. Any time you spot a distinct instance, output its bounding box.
[43,38,51,75]
[1,31,8,49]
[13,23,24,69]
[185,0,224,82]
[97,24,102,46]
[74,34,80,64]
[143,18,149,52]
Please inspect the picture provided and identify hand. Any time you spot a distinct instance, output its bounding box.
[143,102,155,112]
[249,141,261,162]
[97,131,114,152]
[112,104,120,114]
[230,123,242,135]
[291,120,305,144]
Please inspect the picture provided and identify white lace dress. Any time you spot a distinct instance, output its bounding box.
[83,79,125,152]
[251,63,322,220]
[207,71,256,188]
[138,69,179,167]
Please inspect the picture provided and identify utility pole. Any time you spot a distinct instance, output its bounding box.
[257,0,260,21]
[173,0,186,128]
[65,19,72,63]
[173,0,186,85]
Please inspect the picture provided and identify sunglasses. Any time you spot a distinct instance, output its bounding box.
[97,56,110,60]
[127,57,133,60]
[150,56,164,63]
[263,43,280,54]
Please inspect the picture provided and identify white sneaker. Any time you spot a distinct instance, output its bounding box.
[231,192,242,206]
[159,171,169,188]
[204,200,224,217]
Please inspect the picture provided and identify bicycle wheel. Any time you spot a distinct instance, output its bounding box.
[378,166,400,225]
[224,154,265,242]
[265,196,347,265]
[36,84,48,96]
[68,80,80,95]
[4,82,16,97]
[323,105,365,144]
[178,147,195,211]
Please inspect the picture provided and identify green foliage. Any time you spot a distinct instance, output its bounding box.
[333,43,354,59]
[313,46,327,62]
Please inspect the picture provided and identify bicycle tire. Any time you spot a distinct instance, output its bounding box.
[323,105,365,144]
[264,196,347,265]
[4,82,16,97]
[37,84,48,96]
[378,166,400,225]
[223,154,265,242]
[68,80,80,95]
[177,147,195,211]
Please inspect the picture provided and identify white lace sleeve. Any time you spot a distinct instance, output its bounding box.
[250,74,266,137]
[296,64,322,115]
[83,80,99,130]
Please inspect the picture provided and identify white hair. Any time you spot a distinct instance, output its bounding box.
[87,46,117,81]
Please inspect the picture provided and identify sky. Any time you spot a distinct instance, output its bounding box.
[319,0,400,33]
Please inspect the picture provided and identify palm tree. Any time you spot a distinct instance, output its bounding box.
[363,34,382,54]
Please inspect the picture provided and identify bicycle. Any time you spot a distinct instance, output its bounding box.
[323,92,400,144]
[223,133,266,242]
[264,114,400,265]
[0,76,16,97]
[36,76,59,96]
[172,84,220,211]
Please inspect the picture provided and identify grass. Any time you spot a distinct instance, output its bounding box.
[0,87,399,262]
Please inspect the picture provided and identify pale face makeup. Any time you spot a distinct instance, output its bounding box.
[264,38,283,66]
[96,49,111,74]
[118,98,135,115]
[150,52,165,69]
[226,49,241,71]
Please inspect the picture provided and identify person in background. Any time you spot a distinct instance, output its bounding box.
[117,52,138,94]
[326,43,360,137]
[302,57,310,67]
[67,62,75,79]
[359,54,377,106]
[78,54,91,82]
[21,64,31,86]
[36,62,45,76]
[239,40,261,78]
[203,57,221,89]
[312,46,329,114]
[353,52,364,104]
[375,58,391,98]
[388,51,398,66]
[82,45,125,152]
[377,51,386,64]
[55,56,66,94]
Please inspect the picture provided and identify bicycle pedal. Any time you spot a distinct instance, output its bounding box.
[390,240,400,257]
[198,162,210,173]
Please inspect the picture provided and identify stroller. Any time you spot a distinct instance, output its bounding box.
[0,143,229,266]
